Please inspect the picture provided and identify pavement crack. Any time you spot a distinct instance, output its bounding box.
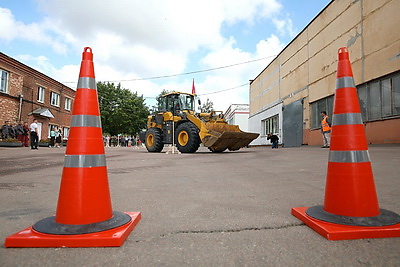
[134,223,305,243]
[159,222,305,237]
[0,182,36,190]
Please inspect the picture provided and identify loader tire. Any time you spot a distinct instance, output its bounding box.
[175,122,200,153]
[145,127,164,152]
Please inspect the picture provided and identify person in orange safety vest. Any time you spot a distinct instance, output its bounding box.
[320,111,331,148]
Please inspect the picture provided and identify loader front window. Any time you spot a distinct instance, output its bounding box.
[164,95,177,113]
[161,93,195,115]
[179,95,194,111]
[159,99,166,112]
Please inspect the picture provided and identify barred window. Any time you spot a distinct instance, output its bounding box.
[311,72,400,126]
[368,81,381,120]
[310,96,334,129]
[394,75,400,115]
[358,71,400,121]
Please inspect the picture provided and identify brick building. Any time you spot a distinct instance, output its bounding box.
[0,52,75,142]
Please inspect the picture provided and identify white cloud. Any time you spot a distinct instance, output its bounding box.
[221,0,282,25]
[15,54,55,75]
[32,0,284,72]
[272,16,297,38]
[0,8,18,41]
[0,8,68,54]
[194,34,285,111]
[255,34,286,58]
[3,0,292,111]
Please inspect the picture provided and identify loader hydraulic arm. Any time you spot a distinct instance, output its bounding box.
[184,112,211,142]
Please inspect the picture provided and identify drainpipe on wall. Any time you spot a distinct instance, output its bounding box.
[18,94,23,121]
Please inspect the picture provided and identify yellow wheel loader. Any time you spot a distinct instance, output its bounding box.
[141,92,259,153]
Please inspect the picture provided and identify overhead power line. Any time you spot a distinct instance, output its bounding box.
[143,83,248,99]
[107,56,274,82]
[64,55,275,84]
[64,55,273,100]
[198,83,248,96]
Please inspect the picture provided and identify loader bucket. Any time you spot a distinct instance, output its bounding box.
[201,122,259,152]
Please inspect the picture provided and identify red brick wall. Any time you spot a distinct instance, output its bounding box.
[306,118,400,146]
[365,119,400,144]
[0,71,23,127]
[0,96,19,124]
[1,53,75,141]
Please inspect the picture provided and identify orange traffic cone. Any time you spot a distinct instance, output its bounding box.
[291,47,400,240]
[4,47,141,247]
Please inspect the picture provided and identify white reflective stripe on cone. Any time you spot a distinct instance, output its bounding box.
[328,150,370,163]
[71,115,102,128]
[336,76,355,89]
[64,154,106,168]
[77,77,97,90]
[332,113,363,126]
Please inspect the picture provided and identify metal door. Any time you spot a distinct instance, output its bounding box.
[282,99,303,147]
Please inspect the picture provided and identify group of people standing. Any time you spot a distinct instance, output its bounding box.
[49,127,63,148]
[1,119,63,150]
[1,120,30,147]
[3,112,332,150]
[103,135,140,147]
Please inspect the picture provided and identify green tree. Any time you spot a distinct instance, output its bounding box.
[200,98,214,113]
[97,82,149,136]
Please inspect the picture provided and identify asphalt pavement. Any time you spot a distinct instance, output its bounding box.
[0,144,399,266]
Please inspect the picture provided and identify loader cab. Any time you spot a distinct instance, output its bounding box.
[159,92,195,116]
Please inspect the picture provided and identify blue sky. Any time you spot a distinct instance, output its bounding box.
[0,0,331,111]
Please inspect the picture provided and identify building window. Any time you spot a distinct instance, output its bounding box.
[65,97,72,111]
[358,84,368,122]
[311,72,400,127]
[63,127,69,140]
[50,92,60,107]
[37,86,45,103]
[357,71,400,122]
[368,81,381,120]
[262,115,279,136]
[394,75,400,115]
[310,96,334,129]
[48,124,58,138]
[0,69,9,93]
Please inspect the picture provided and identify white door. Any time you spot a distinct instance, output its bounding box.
[37,122,42,141]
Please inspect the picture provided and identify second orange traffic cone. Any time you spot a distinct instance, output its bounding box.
[5,47,141,247]
[291,47,400,240]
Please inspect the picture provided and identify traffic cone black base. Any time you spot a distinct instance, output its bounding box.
[292,207,400,241]
[33,211,131,235]
[306,205,400,227]
[4,212,141,247]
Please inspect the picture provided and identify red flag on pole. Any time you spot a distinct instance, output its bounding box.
[192,79,196,94]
